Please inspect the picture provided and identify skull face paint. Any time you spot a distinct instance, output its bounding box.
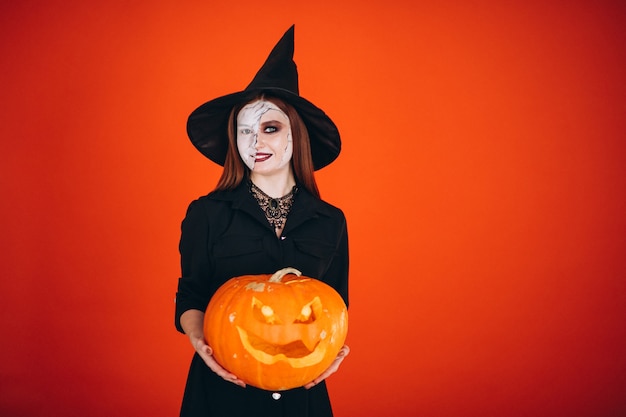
[236,100,293,173]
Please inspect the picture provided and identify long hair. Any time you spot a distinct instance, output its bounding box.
[214,94,320,198]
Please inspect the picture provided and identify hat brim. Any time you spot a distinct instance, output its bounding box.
[186,88,341,171]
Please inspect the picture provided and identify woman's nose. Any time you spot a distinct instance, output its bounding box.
[254,133,264,148]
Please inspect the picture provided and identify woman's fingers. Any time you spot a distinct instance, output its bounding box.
[304,345,350,389]
[198,342,246,388]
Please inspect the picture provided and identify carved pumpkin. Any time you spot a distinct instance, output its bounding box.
[204,267,348,391]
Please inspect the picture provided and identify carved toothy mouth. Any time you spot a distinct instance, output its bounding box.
[236,326,327,368]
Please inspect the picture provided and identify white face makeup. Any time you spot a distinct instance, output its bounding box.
[236,100,293,173]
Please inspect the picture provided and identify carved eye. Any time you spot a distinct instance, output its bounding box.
[261,305,274,317]
[300,305,311,320]
[295,297,322,324]
[252,297,282,324]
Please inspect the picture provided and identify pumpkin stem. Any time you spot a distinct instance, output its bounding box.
[269,267,302,283]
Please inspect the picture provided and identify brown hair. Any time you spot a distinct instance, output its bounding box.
[214,94,320,198]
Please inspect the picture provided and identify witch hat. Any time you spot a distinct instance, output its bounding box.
[186,25,341,170]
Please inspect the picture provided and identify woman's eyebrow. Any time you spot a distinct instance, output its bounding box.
[260,119,285,125]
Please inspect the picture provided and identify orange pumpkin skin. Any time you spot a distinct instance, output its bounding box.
[203,267,348,391]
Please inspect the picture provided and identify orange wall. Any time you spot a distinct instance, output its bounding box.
[1,1,625,416]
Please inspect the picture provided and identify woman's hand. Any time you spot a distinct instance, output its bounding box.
[304,345,350,389]
[180,309,245,388]
[190,334,246,388]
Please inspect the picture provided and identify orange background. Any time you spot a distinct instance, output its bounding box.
[1,1,625,416]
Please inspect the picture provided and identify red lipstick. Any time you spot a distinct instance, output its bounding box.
[254,153,272,162]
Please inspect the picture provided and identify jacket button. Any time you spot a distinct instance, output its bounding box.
[272,392,281,400]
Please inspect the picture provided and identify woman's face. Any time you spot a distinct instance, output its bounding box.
[236,99,293,175]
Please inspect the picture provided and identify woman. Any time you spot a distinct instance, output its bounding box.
[175,26,349,417]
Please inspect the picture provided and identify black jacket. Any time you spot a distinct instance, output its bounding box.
[175,182,349,417]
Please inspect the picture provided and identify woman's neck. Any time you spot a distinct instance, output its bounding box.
[249,172,296,198]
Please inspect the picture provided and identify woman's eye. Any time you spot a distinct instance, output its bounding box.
[263,126,278,133]
[239,128,253,135]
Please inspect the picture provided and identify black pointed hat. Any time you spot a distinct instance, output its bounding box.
[186,25,341,170]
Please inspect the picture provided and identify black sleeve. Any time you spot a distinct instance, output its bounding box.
[324,212,349,308]
[174,199,212,333]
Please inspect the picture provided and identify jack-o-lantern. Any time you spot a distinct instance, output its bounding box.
[204,267,348,391]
